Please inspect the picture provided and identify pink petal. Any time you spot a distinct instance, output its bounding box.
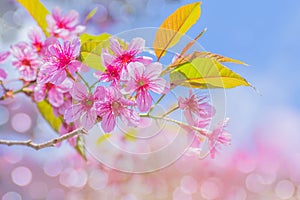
[0,68,7,80]
[94,86,106,101]
[50,69,67,85]
[137,90,152,112]
[127,62,144,79]
[127,37,145,54]
[81,111,97,130]
[34,84,46,102]
[0,51,10,62]
[63,10,79,28]
[101,113,116,133]
[48,87,64,107]
[110,38,123,56]
[149,78,167,94]
[64,104,85,123]
[70,82,88,101]
[101,51,115,66]
[144,62,162,79]
[134,56,152,65]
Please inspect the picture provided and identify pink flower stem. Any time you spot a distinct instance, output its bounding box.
[140,114,209,137]
[147,94,166,115]
[75,72,91,92]
[160,106,179,118]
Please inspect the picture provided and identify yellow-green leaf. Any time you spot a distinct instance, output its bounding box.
[169,51,248,69]
[84,7,98,23]
[75,136,87,161]
[97,133,111,145]
[16,0,50,36]
[80,33,111,71]
[37,100,63,132]
[153,2,201,59]
[170,57,251,89]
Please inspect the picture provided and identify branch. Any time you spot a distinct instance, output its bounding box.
[0,128,87,150]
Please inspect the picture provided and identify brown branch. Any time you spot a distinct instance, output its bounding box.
[0,128,87,150]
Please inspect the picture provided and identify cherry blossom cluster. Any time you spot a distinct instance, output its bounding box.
[0,7,231,158]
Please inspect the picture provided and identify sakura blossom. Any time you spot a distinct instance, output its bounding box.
[65,82,102,130]
[208,118,231,158]
[94,64,122,86]
[102,37,152,77]
[10,43,40,81]
[28,26,44,53]
[178,90,215,126]
[38,38,82,85]
[46,7,85,40]
[34,78,72,107]
[0,69,6,80]
[95,86,140,133]
[125,62,168,112]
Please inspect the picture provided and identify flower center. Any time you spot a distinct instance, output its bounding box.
[21,59,31,66]
[112,101,120,110]
[86,99,93,107]
[121,54,132,64]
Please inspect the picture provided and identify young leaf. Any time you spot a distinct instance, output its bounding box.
[84,7,98,24]
[80,33,111,71]
[75,136,87,161]
[36,100,63,132]
[169,51,248,69]
[153,2,201,60]
[16,0,50,36]
[170,57,251,89]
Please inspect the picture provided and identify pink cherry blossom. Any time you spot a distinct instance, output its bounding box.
[38,38,82,85]
[95,86,140,133]
[10,43,40,81]
[178,90,216,126]
[53,93,72,117]
[94,64,122,86]
[46,7,85,40]
[28,26,44,53]
[125,62,168,112]
[208,118,231,158]
[34,78,72,107]
[103,37,152,77]
[65,82,103,130]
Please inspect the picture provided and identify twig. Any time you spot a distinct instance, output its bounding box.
[0,128,87,150]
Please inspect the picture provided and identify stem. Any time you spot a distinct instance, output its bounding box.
[76,72,91,92]
[140,114,209,137]
[160,106,179,118]
[147,94,166,115]
[89,80,100,90]
[0,128,87,150]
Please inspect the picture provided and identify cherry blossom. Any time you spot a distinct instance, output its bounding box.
[95,86,140,133]
[103,37,152,77]
[65,82,103,130]
[178,90,215,126]
[38,38,82,85]
[125,62,168,112]
[34,78,72,107]
[10,43,40,81]
[28,26,45,53]
[46,7,85,40]
[208,118,231,158]
[0,51,9,80]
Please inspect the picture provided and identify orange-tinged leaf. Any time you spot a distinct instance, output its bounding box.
[153,2,201,59]
[16,0,50,36]
[169,51,248,69]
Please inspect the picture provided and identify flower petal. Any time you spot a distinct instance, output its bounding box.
[101,113,116,133]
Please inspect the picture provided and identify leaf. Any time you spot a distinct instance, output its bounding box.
[16,0,50,36]
[80,33,111,71]
[123,128,137,142]
[97,133,111,145]
[169,51,248,69]
[170,57,251,89]
[84,7,98,23]
[37,100,63,132]
[153,2,201,59]
[179,28,207,57]
[75,136,87,161]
